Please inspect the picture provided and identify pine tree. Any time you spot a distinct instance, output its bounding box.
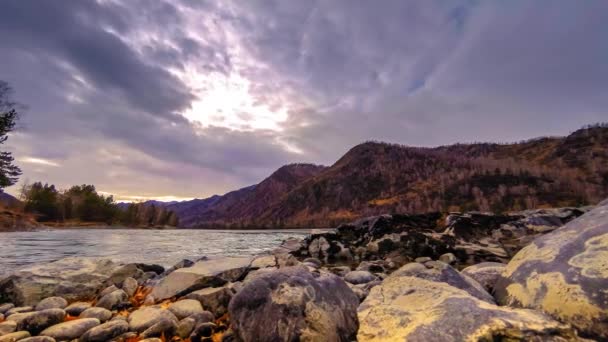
[0,81,22,189]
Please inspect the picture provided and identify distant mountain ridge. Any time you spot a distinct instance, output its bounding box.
[166,124,608,228]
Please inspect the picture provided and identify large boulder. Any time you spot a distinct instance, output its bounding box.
[494,201,608,339]
[229,266,359,342]
[0,258,146,306]
[150,257,251,301]
[357,276,582,341]
[461,262,506,293]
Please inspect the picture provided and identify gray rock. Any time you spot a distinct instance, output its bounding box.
[150,257,252,301]
[127,307,178,333]
[438,252,457,265]
[109,331,137,342]
[19,337,56,342]
[391,261,495,303]
[79,320,129,342]
[64,302,92,317]
[494,201,608,340]
[5,313,36,325]
[0,304,14,315]
[185,287,232,317]
[0,321,17,336]
[34,297,67,311]
[414,256,432,263]
[242,268,276,284]
[328,266,351,277]
[95,290,128,310]
[79,308,112,323]
[108,264,143,285]
[0,331,30,342]
[188,311,214,325]
[461,262,506,293]
[302,258,322,268]
[97,285,119,299]
[229,266,359,342]
[167,299,203,320]
[344,271,377,285]
[39,318,100,341]
[17,309,65,335]
[355,261,385,273]
[139,317,177,339]
[121,277,138,297]
[0,258,125,306]
[176,317,196,339]
[249,255,276,269]
[190,322,216,341]
[5,308,33,316]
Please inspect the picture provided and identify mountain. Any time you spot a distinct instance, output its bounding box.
[172,124,608,228]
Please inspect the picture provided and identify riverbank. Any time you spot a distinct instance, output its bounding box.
[0,202,606,341]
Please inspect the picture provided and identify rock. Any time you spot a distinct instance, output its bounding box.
[167,300,203,320]
[160,259,194,277]
[344,271,377,285]
[121,277,138,297]
[150,257,252,301]
[188,311,215,325]
[229,266,359,341]
[0,258,126,306]
[5,308,32,316]
[108,264,143,285]
[302,258,322,268]
[79,308,112,323]
[0,304,14,315]
[5,313,35,325]
[34,297,67,311]
[250,255,276,269]
[176,317,196,339]
[414,257,432,263]
[0,331,30,342]
[79,320,129,342]
[355,261,385,273]
[190,322,216,341]
[357,275,583,341]
[328,266,351,277]
[139,317,177,339]
[127,307,178,333]
[98,285,119,298]
[185,287,233,317]
[494,201,608,339]
[275,253,300,268]
[390,261,495,303]
[438,252,457,265]
[242,268,276,284]
[17,309,65,335]
[19,337,56,342]
[64,302,92,317]
[461,262,506,293]
[95,290,128,310]
[139,339,162,342]
[109,331,137,341]
[0,321,17,335]
[39,319,100,340]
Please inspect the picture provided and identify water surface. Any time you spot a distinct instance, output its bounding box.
[0,228,314,276]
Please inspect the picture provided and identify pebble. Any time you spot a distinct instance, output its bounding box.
[34,297,68,311]
[96,290,128,311]
[0,331,30,342]
[5,307,33,316]
[79,307,113,322]
[39,318,100,340]
[64,302,92,316]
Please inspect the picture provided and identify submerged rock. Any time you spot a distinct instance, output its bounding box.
[229,266,359,342]
[494,200,608,340]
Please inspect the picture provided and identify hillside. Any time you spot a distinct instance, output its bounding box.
[173,124,608,228]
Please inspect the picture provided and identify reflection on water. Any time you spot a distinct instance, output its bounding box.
[0,228,312,276]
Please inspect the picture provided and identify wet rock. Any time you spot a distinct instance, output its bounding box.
[150,257,252,301]
[0,331,30,342]
[64,302,92,317]
[438,253,457,265]
[121,277,138,298]
[167,300,204,320]
[0,321,17,335]
[0,258,125,306]
[5,308,32,316]
[461,262,506,293]
[229,266,359,342]
[19,337,56,342]
[79,320,129,342]
[127,307,178,333]
[494,201,608,340]
[0,304,14,315]
[95,290,128,310]
[185,287,232,317]
[79,308,112,323]
[344,271,377,285]
[357,275,583,341]
[391,261,495,303]
[39,318,100,340]
[17,309,65,335]
[190,322,216,342]
[139,317,177,339]
[176,317,196,339]
[34,298,67,311]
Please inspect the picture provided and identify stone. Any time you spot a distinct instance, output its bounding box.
[242,268,276,284]
[229,266,359,342]
[79,320,129,342]
[0,304,14,315]
[34,297,67,311]
[160,259,194,277]
[494,201,608,340]
[121,277,138,297]
[188,311,215,325]
[5,313,35,325]
[95,290,128,310]
[167,299,204,320]
[109,331,137,342]
[328,266,351,277]
[190,322,216,341]
[250,255,276,269]
[355,261,385,273]
[79,308,112,323]
[461,262,506,293]
[0,331,30,342]
[0,321,17,335]
[150,257,252,301]
[64,302,92,317]
[390,262,495,303]
[39,319,100,340]
[414,257,432,263]
[17,309,65,335]
[19,337,56,342]
[357,275,583,341]
[139,317,177,339]
[0,258,125,306]
[438,252,457,265]
[307,236,330,259]
[139,339,162,342]
[5,308,32,316]
[176,317,196,339]
[344,271,377,285]
[127,307,178,333]
[302,258,322,268]
[185,287,232,317]
[98,285,119,298]
[108,264,143,285]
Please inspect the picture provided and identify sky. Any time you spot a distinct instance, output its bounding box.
[1,0,607,201]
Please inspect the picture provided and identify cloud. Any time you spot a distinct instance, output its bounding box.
[1,0,607,199]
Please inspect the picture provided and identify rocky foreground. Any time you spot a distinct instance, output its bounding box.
[0,201,606,341]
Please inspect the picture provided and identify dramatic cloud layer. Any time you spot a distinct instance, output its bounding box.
[1,0,606,200]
